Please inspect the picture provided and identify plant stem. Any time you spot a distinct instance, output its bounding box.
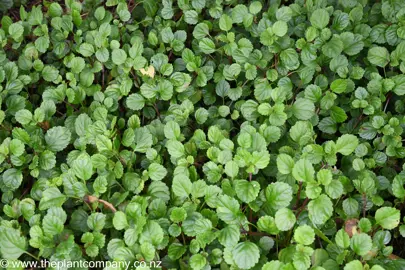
[313,227,333,245]
[153,103,160,118]
[295,182,303,209]
[295,198,309,219]
[25,251,40,261]
[84,195,117,213]
[353,113,364,130]
[384,93,392,113]
[243,231,269,236]
[99,199,117,213]
[284,229,293,247]
[362,193,367,218]
[249,222,259,230]
[276,234,279,255]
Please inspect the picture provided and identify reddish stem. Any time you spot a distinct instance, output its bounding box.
[294,182,303,210]
[295,198,309,218]
[362,193,367,218]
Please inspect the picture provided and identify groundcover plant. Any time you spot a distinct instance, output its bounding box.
[3,0,405,269]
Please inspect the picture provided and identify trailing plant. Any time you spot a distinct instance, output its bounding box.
[1,0,405,269]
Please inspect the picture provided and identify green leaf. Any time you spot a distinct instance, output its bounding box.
[350,233,372,256]
[184,10,198,25]
[140,220,164,246]
[164,121,181,140]
[2,1,405,267]
[15,109,32,125]
[249,1,262,14]
[368,46,390,67]
[322,36,343,58]
[234,180,260,203]
[8,23,24,41]
[331,79,347,94]
[231,242,260,269]
[172,175,192,197]
[219,14,232,31]
[290,121,313,145]
[40,150,56,170]
[42,65,59,82]
[341,33,364,56]
[148,163,167,181]
[86,244,99,257]
[39,187,67,210]
[330,106,347,123]
[275,208,296,231]
[190,254,207,270]
[87,213,106,231]
[0,227,27,259]
[277,154,295,174]
[272,21,288,37]
[94,6,105,21]
[393,175,405,199]
[310,9,330,29]
[133,127,153,153]
[75,113,92,137]
[336,134,359,155]
[216,195,241,224]
[260,27,276,46]
[70,57,85,73]
[79,43,95,57]
[113,211,129,230]
[232,5,249,24]
[335,229,350,249]
[293,244,313,269]
[166,140,185,158]
[96,135,113,154]
[2,168,23,191]
[225,160,239,178]
[43,213,64,236]
[292,98,315,120]
[28,6,43,25]
[170,207,187,223]
[45,126,71,152]
[143,0,158,16]
[126,94,145,110]
[95,48,109,63]
[294,225,315,245]
[112,49,127,65]
[218,224,240,247]
[168,243,187,260]
[72,153,93,181]
[280,48,299,70]
[292,159,315,183]
[308,194,333,225]
[317,169,332,185]
[193,23,209,39]
[216,79,230,97]
[375,207,400,229]
[265,182,293,210]
[325,180,344,199]
[344,260,363,270]
[199,38,216,54]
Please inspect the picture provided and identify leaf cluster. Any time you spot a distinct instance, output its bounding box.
[1,0,405,270]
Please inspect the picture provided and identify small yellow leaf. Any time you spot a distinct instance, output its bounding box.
[140,65,155,78]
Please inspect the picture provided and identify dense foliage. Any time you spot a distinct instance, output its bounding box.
[2,0,405,269]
